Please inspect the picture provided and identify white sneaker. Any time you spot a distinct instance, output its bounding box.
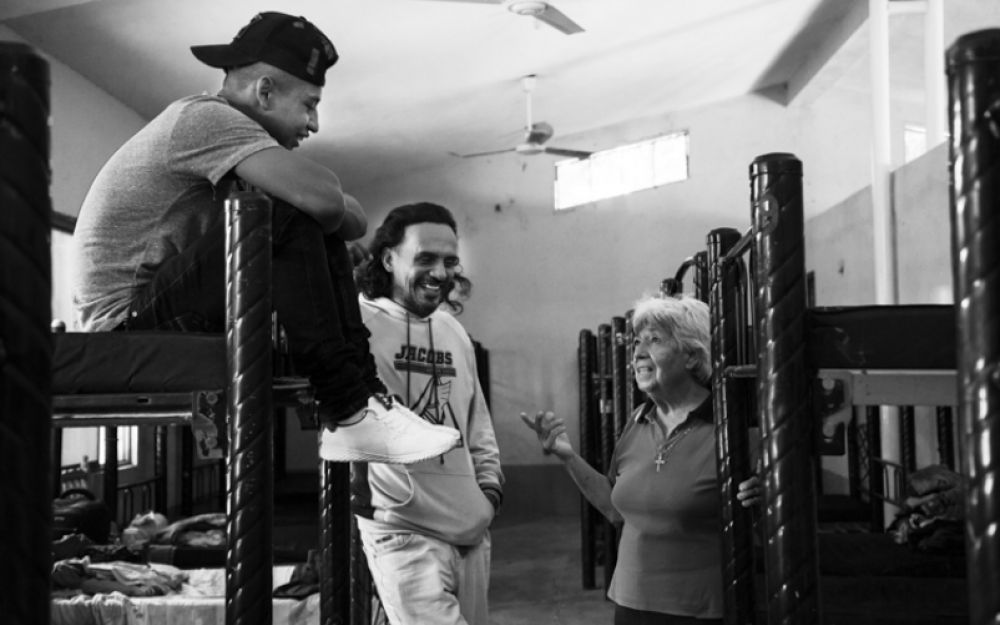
[318,394,461,463]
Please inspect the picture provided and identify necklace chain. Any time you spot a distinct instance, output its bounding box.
[653,421,695,472]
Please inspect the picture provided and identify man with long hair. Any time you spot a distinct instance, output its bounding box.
[352,202,503,625]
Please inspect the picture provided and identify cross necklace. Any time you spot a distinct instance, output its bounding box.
[653,418,695,472]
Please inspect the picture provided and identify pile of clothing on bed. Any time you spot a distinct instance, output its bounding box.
[52,558,187,598]
[888,464,965,555]
[50,510,321,625]
[52,511,227,595]
[51,563,320,625]
[52,511,226,564]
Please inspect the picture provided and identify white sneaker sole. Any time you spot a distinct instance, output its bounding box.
[319,433,460,464]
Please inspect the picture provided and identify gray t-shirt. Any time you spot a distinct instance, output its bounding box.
[73,94,278,330]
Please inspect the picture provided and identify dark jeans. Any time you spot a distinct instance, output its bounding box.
[119,197,384,421]
[614,605,723,625]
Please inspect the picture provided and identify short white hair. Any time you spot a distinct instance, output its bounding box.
[631,293,712,385]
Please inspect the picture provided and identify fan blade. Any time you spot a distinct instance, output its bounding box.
[535,4,584,35]
[456,147,517,158]
[543,146,591,159]
[526,121,554,145]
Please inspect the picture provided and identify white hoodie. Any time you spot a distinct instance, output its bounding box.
[355,296,504,546]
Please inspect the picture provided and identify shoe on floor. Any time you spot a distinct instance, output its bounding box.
[319,393,460,464]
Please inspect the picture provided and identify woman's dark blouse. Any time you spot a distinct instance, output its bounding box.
[606,397,723,618]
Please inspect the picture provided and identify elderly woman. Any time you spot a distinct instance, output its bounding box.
[523,293,759,625]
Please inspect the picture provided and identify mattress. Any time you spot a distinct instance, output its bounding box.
[807,305,955,370]
[52,332,226,394]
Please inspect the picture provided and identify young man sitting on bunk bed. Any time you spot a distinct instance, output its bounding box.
[71,11,459,464]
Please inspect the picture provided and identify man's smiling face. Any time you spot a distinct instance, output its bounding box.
[384,222,459,318]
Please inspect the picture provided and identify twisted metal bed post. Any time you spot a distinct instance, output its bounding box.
[750,153,820,625]
[611,316,629,437]
[946,29,1000,625]
[225,191,274,625]
[693,250,710,302]
[578,328,598,590]
[0,41,52,625]
[709,227,757,625]
[935,407,955,470]
[597,322,619,588]
[348,478,371,625]
[321,459,351,624]
[624,311,637,415]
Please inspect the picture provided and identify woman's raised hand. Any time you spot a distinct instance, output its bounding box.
[520,410,574,459]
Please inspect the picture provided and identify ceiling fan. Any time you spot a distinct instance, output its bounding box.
[457,75,592,160]
[422,0,584,35]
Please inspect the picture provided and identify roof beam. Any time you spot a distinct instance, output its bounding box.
[784,0,869,105]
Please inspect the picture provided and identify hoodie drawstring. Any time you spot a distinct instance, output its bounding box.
[405,312,411,406]
[427,316,446,464]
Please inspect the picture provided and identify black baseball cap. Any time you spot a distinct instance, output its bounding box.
[191,12,338,86]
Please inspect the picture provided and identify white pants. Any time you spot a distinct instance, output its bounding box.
[359,523,491,625]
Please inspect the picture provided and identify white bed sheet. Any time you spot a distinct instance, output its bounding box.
[52,564,319,625]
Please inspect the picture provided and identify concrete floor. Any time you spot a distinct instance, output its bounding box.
[488,515,614,625]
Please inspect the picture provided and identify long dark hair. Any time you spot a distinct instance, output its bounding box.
[355,202,472,313]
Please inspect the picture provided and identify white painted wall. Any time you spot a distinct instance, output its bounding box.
[805,143,951,308]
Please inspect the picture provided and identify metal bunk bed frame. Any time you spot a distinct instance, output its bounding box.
[707,29,1000,625]
[574,27,999,625]
[1,42,356,625]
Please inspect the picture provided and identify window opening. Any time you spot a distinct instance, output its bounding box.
[554,131,689,210]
